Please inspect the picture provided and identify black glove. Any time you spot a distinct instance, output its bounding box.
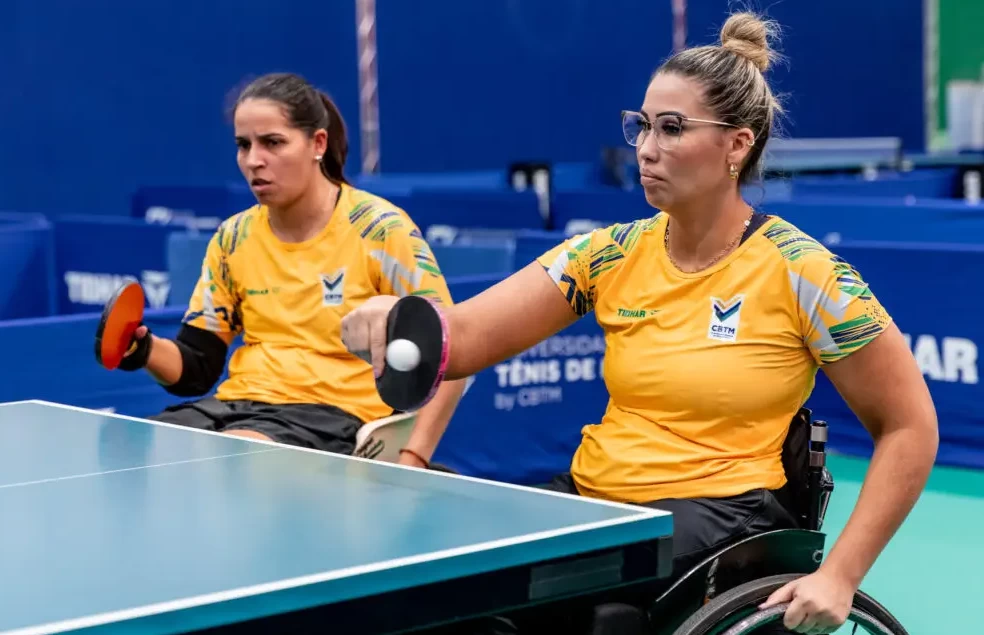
[117,326,154,371]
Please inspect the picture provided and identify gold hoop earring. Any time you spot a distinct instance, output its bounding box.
[729,163,739,180]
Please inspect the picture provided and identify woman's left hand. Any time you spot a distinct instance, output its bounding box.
[759,569,857,633]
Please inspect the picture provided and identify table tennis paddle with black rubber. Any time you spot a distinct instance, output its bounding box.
[374,295,449,412]
[94,281,145,370]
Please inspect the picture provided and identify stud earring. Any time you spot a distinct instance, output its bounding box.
[315,155,323,161]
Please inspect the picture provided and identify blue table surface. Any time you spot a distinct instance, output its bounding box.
[0,401,671,635]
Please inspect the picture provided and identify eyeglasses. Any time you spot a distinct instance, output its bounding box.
[621,110,740,151]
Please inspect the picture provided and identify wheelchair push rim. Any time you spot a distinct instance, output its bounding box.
[714,603,895,634]
[669,573,908,635]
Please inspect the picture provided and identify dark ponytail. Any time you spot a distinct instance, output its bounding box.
[317,91,349,185]
[233,73,350,185]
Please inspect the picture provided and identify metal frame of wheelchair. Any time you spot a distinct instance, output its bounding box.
[649,407,909,634]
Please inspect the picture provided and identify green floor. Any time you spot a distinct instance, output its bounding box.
[821,454,983,633]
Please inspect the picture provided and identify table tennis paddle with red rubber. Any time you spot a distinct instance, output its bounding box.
[375,295,450,412]
[94,281,146,370]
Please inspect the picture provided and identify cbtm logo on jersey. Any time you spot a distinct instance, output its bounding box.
[708,294,745,343]
[320,268,346,306]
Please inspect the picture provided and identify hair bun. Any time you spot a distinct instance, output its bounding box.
[720,12,778,72]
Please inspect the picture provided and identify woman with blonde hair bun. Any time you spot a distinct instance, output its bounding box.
[343,11,937,635]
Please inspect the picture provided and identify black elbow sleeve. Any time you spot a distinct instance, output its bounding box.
[164,325,229,397]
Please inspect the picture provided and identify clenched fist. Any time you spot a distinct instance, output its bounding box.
[341,295,400,377]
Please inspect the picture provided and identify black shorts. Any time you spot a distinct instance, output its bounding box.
[542,473,797,578]
[149,396,362,454]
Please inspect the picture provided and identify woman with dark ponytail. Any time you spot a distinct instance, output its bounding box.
[109,72,466,469]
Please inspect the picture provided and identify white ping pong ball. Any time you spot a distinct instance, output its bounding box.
[386,338,421,372]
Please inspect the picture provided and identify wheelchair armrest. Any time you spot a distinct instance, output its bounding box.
[806,420,833,531]
[353,412,418,462]
[777,411,836,532]
[814,466,835,531]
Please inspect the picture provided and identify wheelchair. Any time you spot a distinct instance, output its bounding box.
[642,407,910,634]
[425,408,910,634]
[440,408,910,635]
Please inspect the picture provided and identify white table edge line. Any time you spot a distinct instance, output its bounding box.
[0,400,36,408]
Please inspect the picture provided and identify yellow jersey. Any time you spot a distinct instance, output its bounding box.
[182,183,454,424]
[536,213,892,503]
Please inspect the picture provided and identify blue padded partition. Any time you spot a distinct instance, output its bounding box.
[550,162,607,192]
[759,197,984,244]
[789,167,960,199]
[131,184,254,225]
[513,230,567,271]
[0,213,57,320]
[549,189,656,235]
[0,308,191,417]
[166,232,211,308]
[52,215,184,314]
[431,244,514,279]
[386,189,544,236]
[353,170,510,193]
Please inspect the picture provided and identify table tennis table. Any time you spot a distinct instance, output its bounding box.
[0,400,673,635]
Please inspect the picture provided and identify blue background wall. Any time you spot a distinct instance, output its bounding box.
[0,0,359,218]
[374,0,673,172]
[687,0,925,151]
[0,0,925,219]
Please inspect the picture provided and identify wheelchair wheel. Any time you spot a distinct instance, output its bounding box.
[671,573,908,635]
